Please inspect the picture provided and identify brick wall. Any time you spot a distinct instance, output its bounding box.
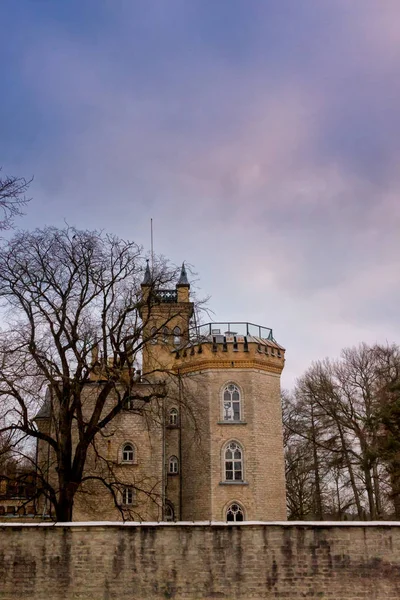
[1,522,400,599]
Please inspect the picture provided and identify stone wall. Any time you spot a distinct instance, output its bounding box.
[1,522,400,599]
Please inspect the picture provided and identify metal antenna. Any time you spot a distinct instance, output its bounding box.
[150,218,154,274]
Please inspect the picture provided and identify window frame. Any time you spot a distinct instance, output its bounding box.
[168,455,179,475]
[122,487,134,506]
[173,326,181,347]
[119,441,137,465]
[168,408,179,427]
[164,502,175,522]
[150,326,158,345]
[226,502,245,522]
[221,383,242,422]
[162,327,169,344]
[223,440,244,482]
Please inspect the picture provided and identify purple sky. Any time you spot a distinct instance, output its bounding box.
[1,1,400,388]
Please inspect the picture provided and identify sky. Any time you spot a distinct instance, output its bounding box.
[1,0,400,389]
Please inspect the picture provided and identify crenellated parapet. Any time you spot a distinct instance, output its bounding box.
[173,322,285,375]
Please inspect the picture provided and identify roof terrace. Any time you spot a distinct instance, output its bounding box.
[192,322,275,342]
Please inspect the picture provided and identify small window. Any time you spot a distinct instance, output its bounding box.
[173,326,181,347]
[162,327,169,344]
[150,326,157,344]
[122,487,134,505]
[169,456,179,474]
[122,443,135,463]
[165,503,175,522]
[224,441,243,481]
[169,408,179,426]
[125,397,135,410]
[226,502,244,522]
[223,384,241,421]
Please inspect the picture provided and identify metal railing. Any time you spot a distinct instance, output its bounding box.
[192,322,274,341]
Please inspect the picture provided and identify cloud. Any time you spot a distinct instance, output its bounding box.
[2,0,400,387]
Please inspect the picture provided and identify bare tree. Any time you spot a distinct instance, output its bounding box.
[0,169,31,229]
[0,226,195,521]
[285,343,400,521]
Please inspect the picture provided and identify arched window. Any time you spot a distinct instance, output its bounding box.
[173,326,181,347]
[226,502,244,522]
[169,408,179,426]
[122,443,135,463]
[224,441,243,481]
[165,502,175,522]
[150,326,157,344]
[223,384,241,421]
[122,487,134,505]
[169,456,179,474]
[162,327,169,344]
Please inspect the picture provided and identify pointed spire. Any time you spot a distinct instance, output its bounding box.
[142,259,151,285]
[177,262,189,286]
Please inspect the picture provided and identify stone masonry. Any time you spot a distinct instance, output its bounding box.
[1,522,400,599]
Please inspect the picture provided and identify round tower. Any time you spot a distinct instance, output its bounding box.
[173,323,287,521]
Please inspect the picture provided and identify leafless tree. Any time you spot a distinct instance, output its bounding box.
[0,169,31,229]
[284,343,400,521]
[0,226,196,521]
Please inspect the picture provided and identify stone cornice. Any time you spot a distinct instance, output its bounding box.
[172,358,284,375]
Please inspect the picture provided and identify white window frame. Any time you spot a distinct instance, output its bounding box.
[222,383,242,422]
[122,487,134,506]
[224,441,244,482]
[168,455,179,474]
[122,443,135,463]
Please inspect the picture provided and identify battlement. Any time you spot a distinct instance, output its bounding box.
[173,322,285,374]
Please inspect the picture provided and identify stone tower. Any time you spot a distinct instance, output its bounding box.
[141,264,287,522]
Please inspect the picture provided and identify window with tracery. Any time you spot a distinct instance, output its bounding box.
[169,456,179,474]
[223,384,241,421]
[224,441,243,481]
[226,503,244,522]
[169,408,178,426]
[122,443,135,463]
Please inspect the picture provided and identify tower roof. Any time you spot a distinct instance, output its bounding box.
[177,262,189,287]
[142,260,151,285]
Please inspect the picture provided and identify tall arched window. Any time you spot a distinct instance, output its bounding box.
[169,456,179,474]
[150,326,157,344]
[224,441,243,481]
[173,326,181,346]
[226,502,244,522]
[162,327,169,344]
[223,384,241,421]
[122,443,135,463]
[169,408,179,426]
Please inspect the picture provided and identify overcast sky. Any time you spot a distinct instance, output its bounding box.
[1,1,400,388]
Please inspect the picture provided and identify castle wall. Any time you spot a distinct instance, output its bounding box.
[1,522,400,599]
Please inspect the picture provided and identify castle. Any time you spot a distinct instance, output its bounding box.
[36,264,287,522]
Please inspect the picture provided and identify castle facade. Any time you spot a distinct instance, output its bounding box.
[36,265,287,522]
